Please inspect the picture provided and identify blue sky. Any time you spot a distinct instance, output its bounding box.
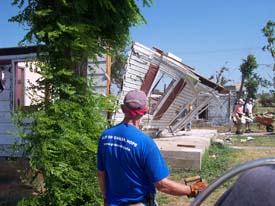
[130,0,275,91]
[1,1,275,91]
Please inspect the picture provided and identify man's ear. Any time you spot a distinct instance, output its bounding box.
[121,104,126,113]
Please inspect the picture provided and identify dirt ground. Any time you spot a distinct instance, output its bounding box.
[1,129,275,206]
[158,129,275,206]
[0,158,33,206]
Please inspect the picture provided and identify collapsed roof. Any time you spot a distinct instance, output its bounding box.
[113,42,225,135]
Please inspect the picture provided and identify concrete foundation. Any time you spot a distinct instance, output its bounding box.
[154,129,217,171]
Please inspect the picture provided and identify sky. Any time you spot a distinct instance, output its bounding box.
[1,1,275,91]
[130,0,275,91]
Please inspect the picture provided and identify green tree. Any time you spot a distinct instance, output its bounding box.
[244,75,258,100]
[111,49,129,92]
[238,54,257,99]
[10,0,153,205]
[209,65,232,86]
[247,72,272,97]
[262,20,275,90]
[258,92,275,107]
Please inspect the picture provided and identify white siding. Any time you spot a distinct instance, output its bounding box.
[87,56,109,96]
[113,42,220,133]
[0,65,15,151]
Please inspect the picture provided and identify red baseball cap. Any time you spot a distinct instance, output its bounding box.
[124,90,147,110]
[123,90,149,116]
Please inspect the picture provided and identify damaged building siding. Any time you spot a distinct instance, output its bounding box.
[0,42,232,156]
[0,47,110,156]
[0,64,17,145]
[0,48,37,156]
[113,42,227,135]
[87,55,111,96]
[197,93,234,126]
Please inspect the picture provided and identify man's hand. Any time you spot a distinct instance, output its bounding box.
[188,180,208,198]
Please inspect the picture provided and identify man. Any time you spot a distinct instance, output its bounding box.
[244,98,254,132]
[215,165,275,206]
[232,99,244,134]
[97,90,207,206]
[186,103,193,131]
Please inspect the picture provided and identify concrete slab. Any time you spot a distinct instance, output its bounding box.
[153,129,217,171]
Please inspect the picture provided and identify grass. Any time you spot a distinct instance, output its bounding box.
[156,144,244,206]
[231,134,275,146]
[253,106,275,114]
[156,133,275,206]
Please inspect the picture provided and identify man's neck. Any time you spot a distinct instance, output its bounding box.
[122,117,140,129]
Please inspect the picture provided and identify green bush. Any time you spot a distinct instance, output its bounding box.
[258,93,275,107]
[14,91,115,206]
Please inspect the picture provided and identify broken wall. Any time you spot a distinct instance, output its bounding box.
[196,92,237,126]
[113,42,225,134]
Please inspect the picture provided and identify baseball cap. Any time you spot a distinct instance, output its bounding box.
[238,98,244,104]
[124,90,147,110]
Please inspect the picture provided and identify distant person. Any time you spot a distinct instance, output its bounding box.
[97,90,208,205]
[189,103,193,112]
[232,99,244,134]
[215,165,275,206]
[244,98,254,132]
[186,103,193,131]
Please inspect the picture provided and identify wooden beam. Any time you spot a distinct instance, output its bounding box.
[106,54,111,95]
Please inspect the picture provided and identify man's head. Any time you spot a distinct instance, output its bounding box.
[238,98,244,105]
[122,90,148,117]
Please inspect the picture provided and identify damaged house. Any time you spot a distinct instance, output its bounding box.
[0,46,111,156]
[113,42,235,136]
[0,42,236,156]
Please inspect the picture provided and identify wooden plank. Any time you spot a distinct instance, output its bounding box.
[123,79,142,89]
[127,65,148,78]
[125,66,147,77]
[132,42,155,57]
[124,72,143,83]
[0,135,22,144]
[0,91,11,101]
[149,91,195,128]
[2,80,11,89]
[3,69,12,78]
[128,60,149,71]
[0,144,23,157]
[129,54,150,65]
[0,112,12,123]
[0,123,17,134]
[128,60,149,70]
[128,63,149,75]
[122,77,142,86]
[0,101,11,112]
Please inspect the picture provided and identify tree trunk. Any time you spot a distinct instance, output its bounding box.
[238,75,245,100]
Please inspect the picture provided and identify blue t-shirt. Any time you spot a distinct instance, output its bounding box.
[97,123,170,205]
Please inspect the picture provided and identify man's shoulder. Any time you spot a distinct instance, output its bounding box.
[104,123,125,131]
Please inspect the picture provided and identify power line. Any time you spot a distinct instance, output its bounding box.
[174,47,263,55]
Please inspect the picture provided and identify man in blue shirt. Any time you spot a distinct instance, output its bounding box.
[97,90,207,206]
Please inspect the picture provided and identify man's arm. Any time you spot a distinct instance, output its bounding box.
[155,177,208,197]
[97,170,107,204]
[154,177,191,196]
